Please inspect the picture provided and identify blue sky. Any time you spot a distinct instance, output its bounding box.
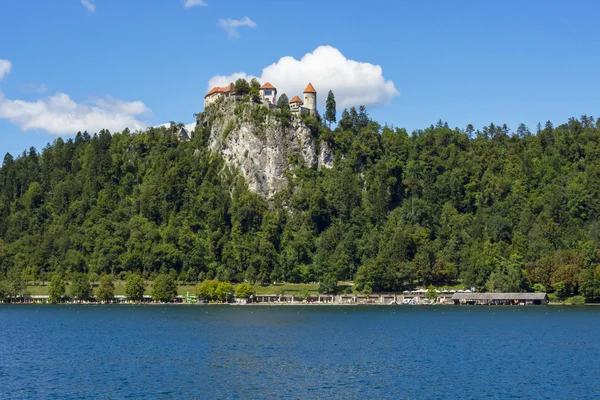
[1,0,599,157]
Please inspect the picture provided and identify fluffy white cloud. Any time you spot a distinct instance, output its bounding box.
[0,91,150,135]
[183,0,207,8]
[0,59,11,80]
[81,0,95,13]
[218,17,256,38]
[207,45,399,109]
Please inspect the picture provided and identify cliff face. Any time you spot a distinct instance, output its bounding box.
[197,99,333,198]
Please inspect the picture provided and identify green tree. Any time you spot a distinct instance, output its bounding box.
[215,281,234,302]
[318,273,338,294]
[0,267,25,302]
[125,273,145,302]
[552,281,569,300]
[297,288,311,301]
[277,93,289,110]
[95,274,115,303]
[486,255,526,292]
[425,284,438,302]
[234,282,256,299]
[69,272,92,301]
[151,274,177,302]
[325,90,336,126]
[196,279,219,301]
[48,274,66,304]
[249,78,262,103]
[235,78,250,95]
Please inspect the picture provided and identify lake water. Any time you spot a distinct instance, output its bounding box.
[1,305,599,399]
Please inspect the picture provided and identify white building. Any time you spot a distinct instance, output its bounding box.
[289,83,317,116]
[204,82,236,108]
[302,83,317,116]
[259,82,277,105]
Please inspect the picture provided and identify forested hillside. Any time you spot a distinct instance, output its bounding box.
[1,108,600,300]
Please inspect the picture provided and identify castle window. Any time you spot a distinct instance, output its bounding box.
[264,90,272,96]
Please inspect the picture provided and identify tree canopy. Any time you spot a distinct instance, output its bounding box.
[1,112,600,300]
[151,274,177,302]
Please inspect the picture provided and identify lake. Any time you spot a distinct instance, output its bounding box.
[1,305,599,399]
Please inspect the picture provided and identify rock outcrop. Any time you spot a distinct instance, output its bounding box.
[196,99,333,199]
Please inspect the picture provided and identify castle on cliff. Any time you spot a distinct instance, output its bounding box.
[204,82,317,116]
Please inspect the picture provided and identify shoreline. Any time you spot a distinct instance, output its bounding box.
[2,301,596,306]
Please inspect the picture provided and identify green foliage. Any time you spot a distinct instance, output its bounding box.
[552,281,569,300]
[95,274,115,302]
[195,279,219,301]
[234,282,256,299]
[2,111,600,298]
[69,272,92,301]
[0,267,25,302]
[223,120,235,142]
[318,273,338,294]
[325,90,336,126]
[249,78,262,103]
[235,79,250,95]
[277,93,289,110]
[426,284,438,301]
[48,274,65,303]
[215,281,234,302]
[485,254,526,292]
[3,267,25,300]
[297,288,310,301]
[532,283,547,293]
[125,273,145,302]
[151,274,177,302]
[565,295,585,305]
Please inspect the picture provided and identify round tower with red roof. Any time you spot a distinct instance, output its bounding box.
[303,83,317,116]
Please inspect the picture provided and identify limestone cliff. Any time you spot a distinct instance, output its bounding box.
[196,98,333,198]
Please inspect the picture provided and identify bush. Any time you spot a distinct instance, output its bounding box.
[234,282,256,299]
[223,120,234,142]
[318,273,338,294]
[532,283,547,293]
[196,279,219,301]
[565,295,585,305]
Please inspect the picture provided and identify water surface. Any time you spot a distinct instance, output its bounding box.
[1,305,598,399]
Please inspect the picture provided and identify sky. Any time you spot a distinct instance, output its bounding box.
[1,0,600,157]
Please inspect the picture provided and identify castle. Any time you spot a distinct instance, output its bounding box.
[204,81,317,116]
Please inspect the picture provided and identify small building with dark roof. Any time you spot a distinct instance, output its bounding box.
[452,292,548,305]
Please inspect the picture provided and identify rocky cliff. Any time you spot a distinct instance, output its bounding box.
[196,99,333,198]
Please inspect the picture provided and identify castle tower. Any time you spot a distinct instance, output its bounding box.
[303,83,317,115]
[259,82,277,105]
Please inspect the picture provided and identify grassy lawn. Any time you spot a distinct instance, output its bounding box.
[254,283,319,295]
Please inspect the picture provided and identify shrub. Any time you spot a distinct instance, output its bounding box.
[565,295,585,305]
[223,120,234,142]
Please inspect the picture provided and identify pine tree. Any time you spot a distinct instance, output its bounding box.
[325,90,337,127]
[277,93,289,110]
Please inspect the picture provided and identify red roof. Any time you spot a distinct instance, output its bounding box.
[290,96,303,103]
[303,83,316,93]
[260,82,276,90]
[205,82,235,98]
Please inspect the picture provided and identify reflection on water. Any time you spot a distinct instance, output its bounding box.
[0,305,599,399]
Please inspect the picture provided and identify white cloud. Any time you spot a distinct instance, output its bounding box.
[183,0,207,8]
[0,91,150,135]
[0,59,11,80]
[81,0,95,13]
[217,17,256,38]
[207,45,399,109]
